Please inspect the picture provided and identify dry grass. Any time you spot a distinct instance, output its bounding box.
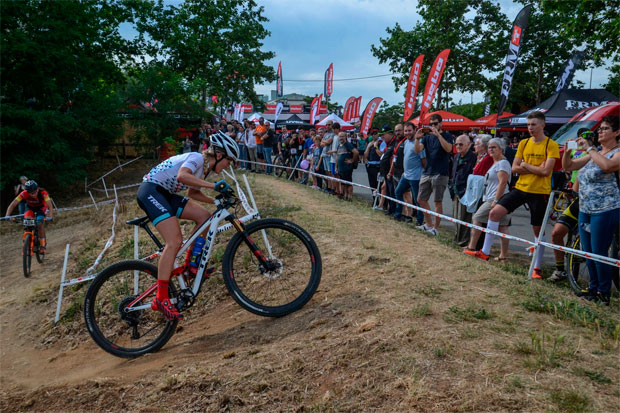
[1,170,619,412]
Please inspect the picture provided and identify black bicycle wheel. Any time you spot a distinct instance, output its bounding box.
[273,156,286,178]
[22,233,32,277]
[83,260,178,358]
[222,218,322,317]
[34,236,43,263]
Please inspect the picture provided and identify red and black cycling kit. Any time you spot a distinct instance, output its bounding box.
[15,190,50,218]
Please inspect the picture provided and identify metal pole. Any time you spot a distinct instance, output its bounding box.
[242,174,273,258]
[55,243,71,323]
[88,191,99,211]
[527,191,556,279]
[116,154,123,171]
[288,155,302,181]
[102,178,109,198]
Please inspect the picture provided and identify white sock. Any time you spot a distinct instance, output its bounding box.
[534,236,545,268]
[481,220,500,255]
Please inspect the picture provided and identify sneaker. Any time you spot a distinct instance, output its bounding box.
[532,267,543,279]
[151,297,184,321]
[416,223,430,231]
[403,216,413,223]
[372,206,383,211]
[426,227,439,236]
[526,246,535,256]
[575,288,596,298]
[595,292,611,306]
[464,250,489,261]
[547,270,567,282]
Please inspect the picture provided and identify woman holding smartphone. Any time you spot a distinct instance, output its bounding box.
[562,116,620,305]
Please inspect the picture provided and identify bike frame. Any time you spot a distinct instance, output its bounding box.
[126,199,263,312]
[22,218,37,256]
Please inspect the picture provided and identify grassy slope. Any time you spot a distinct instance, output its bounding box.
[1,172,619,412]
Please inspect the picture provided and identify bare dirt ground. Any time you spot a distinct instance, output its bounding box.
[0,171,618,412]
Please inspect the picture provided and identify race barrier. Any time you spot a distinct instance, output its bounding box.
[243,159,620,276]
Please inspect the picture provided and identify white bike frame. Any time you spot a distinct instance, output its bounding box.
[126,199,260,312]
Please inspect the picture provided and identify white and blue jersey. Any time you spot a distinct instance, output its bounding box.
[143,152,205,194]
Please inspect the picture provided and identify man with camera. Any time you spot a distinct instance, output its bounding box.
[414,113,454,235]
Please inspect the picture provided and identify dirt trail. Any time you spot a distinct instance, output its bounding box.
[1,174,618,412]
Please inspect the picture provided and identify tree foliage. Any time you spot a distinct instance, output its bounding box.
[371,101,405,131]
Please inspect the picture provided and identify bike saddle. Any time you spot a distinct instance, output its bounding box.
[126,216,150,226]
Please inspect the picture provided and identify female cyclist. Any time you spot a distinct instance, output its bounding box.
[136,131,238,320]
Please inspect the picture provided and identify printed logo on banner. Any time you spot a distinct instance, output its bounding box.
[565,100,610,111]
[404,55,424,122]
[511,26,522,46]
[360,97,383,137]
[422,58,444,110]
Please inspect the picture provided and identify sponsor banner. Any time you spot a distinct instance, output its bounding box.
[497,4,533,116]
[343,96,356,122]
[555,51,586,93]
[233,103,241,121]
[360,97,383,137]
[274,102,284,124]
[484,104,490,116]
[310,94,323,125]
[419,49,450,122]
[403,54,425,122]
[277,61,283,97]
[324,63,334,97]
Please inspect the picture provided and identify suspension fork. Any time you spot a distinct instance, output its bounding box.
[229,217,273,268]
[22,229,35,256]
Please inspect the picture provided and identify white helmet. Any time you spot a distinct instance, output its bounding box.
[210,131,239,161]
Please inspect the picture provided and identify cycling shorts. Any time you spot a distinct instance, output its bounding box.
[557,197,579,230]
[24,206,48,224]
[136,182,189,226]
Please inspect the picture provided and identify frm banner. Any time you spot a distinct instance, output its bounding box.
[310,94,323,124]
[324,63,333,97]
[277,61,283,97]
[554,51,586,93]
[403,54,425,122]
[418,49,451,123]
[360,97,383,137]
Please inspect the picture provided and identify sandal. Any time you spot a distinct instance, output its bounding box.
[462,247,476,252]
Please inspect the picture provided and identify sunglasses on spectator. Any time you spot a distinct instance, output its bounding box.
[598,126,611,131]
[429,122,440,126]
[455,143,466,147]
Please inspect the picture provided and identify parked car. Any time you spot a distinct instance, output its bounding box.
[551,101,620,146]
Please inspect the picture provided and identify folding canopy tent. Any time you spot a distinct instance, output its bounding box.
[275,114,312,129]
[497,89,619,130]
[473,112,514,129]
[316,113,355,130]
[411,110,478,130]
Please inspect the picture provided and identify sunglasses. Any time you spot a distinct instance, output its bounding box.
[598,126,611,131]
[429,122,440,126]
[455,143,465,147]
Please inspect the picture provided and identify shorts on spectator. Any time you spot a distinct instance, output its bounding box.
[330,162,337,175]
[418,174,449,202]
[322,157,331,173]
[497,188,549,226]
[473,199,511,226]
[339,170,353,183]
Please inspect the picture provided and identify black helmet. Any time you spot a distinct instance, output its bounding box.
[25,180,38,193]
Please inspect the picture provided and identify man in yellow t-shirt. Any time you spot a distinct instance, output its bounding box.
[465,111,559,278]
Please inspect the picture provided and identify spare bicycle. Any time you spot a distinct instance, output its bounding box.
[84,189,322,358]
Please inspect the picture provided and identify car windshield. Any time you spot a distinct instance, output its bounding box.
[551,120,597,145]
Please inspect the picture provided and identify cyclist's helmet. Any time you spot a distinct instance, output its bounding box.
[209,131,239,161]
[24,180,38,193]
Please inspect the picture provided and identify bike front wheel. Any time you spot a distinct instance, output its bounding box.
[566,232,620,293]
[222,218,322,317]
[83,260,178,358]
[23,233,32,277]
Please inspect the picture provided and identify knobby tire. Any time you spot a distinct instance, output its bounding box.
[222,218,322,317]
[84,260,178,358]
[23,233,32,277]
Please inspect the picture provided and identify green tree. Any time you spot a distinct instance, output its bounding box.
[371,0,509,109]
[0,0,146,191]
[371,101,405,131]
[144,0,276,112]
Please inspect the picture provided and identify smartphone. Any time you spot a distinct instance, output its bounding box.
[566,140,578,150]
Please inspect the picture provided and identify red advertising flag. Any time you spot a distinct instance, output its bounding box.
[418,49,451,124]
[403,54,425,122]
[324,63,334,97]
[343,96,355,122]
[276,61,283,97]
[353,96,362,122]
[360,97,383,137]
[310,94,323,125]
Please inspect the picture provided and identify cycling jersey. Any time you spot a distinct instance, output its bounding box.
[16,190,50,209]
[143,152,206,193]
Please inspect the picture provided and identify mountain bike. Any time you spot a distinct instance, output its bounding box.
[83,189,322,358]
[18,216,50,277]
[566,227,619,294]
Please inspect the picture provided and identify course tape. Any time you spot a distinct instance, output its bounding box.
[86,155,143,188]
[0,199,116,221]
[244,159,620,268]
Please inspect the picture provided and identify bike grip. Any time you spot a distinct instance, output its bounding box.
[214,180,231,193]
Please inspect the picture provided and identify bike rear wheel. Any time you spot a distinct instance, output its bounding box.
[83,260,178,358]
[567,232,620,293]
[23,233,32,277]
[222,218,322,317]
[273,156,286,178]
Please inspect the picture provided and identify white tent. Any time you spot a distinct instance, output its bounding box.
[316,113,354,130]
[246,112,262,122]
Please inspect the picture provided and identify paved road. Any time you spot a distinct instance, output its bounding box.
[351,164,555,259]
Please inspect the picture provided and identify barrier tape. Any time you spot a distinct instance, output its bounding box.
[86,155,143,188]
[0,199,116,221]
[243,159,620,268]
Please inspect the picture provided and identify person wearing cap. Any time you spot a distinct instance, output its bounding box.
[414,113,455,236]
[262,121,276,174]
[378,125,397,214]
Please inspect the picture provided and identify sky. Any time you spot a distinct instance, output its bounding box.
[253,0,611,111]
